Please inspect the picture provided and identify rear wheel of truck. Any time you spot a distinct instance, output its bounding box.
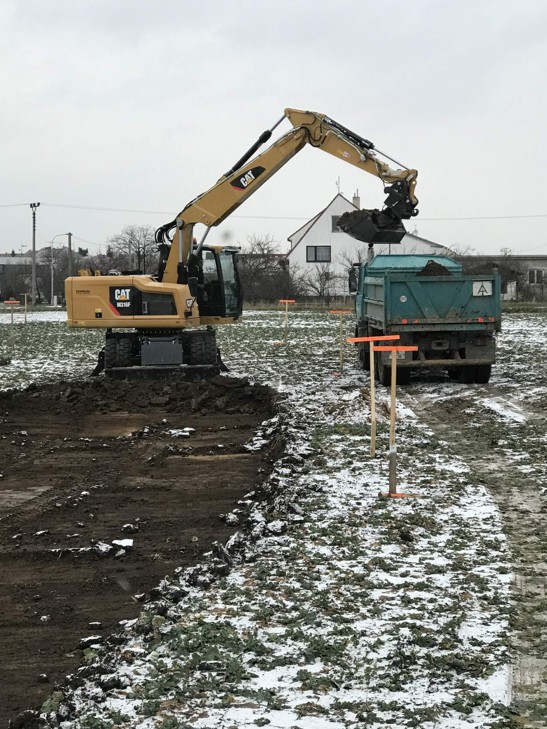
[459,366,477,384]
[397,368,411,385]
[475,364,492,384]
[359,344,370,371]
[378,362,391,386]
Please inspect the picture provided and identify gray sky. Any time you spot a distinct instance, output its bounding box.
[2,0,547,256]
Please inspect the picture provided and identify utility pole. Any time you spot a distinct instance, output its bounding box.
[30,202,40,304]
[67,232,73,277]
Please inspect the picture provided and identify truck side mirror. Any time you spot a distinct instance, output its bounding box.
[348,266,359,294]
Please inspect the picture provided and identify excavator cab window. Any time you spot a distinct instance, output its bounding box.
[196,248,242,318]
[218,250,242,318]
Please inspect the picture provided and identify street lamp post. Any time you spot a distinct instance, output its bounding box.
[49,233,70,305]
[30,202,40,304]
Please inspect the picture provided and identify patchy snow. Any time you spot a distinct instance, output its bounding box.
[4,308,546,727]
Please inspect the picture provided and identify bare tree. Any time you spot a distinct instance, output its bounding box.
[335,246,370,295]
[107,225,156,273]
[238,234,284,301]
[302,263,336,299]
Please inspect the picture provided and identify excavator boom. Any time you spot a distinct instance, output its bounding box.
[157,108,418,283]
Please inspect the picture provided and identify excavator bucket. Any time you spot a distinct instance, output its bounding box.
[337,208,408,244]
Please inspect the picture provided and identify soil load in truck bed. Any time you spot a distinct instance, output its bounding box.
[0,375,278,726]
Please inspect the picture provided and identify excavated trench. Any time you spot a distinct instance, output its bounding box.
[0,375,280,727]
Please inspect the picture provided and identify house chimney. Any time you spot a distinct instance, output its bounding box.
[352,190,360,209]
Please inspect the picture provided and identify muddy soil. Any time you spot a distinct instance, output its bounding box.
[0,375,278,727]
[405,379,547,727]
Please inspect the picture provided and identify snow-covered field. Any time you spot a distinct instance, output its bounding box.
[1,308,546,728]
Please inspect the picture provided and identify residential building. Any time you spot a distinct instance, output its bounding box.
[285,193,451,296]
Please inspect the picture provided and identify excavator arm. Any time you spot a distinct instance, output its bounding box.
[156,108,418,284]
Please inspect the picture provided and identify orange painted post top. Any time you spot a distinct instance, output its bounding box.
[4,300,20,305]
[373,345,419,352]
[346,334,400,343]
[330,309,352,315]
[279,299,296,303]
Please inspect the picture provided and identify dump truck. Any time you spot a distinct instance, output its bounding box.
[351,254,502,384]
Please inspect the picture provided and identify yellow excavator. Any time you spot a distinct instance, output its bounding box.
[65,108,419,374]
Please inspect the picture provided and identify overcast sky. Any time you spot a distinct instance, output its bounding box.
[2,0,547,257]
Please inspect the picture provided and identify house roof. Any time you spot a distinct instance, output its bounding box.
[287,193,357,255]
[286,194,450,255]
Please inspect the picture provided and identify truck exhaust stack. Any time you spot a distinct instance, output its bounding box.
[337,208,408,244]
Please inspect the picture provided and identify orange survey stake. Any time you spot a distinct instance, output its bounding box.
[347,335,400,343]
[373,345,418,352]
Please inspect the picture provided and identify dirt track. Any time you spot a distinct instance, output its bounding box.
[0,375,277,727]
[405,378,547,727]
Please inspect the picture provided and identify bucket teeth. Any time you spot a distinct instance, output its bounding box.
[337,208,407,244]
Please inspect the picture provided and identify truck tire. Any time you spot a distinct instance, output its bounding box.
[397,368,411,386]
[378,364,391,386]
[104,339,118,370]
[475,364,492,384]
[459,366,477,384]
[117,338,132,368]
[359,344,370,371]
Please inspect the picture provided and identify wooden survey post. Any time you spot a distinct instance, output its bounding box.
[330,310,352,372]
[19,293,29,324]
[4,300,20,347]
[347,334,400,456]
[373,345,418,495]
[278,299,295,346]
[4,299,20,324]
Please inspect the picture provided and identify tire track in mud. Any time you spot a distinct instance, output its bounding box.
[403,379,547,727]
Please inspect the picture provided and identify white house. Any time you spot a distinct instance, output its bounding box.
[286,193,451,296]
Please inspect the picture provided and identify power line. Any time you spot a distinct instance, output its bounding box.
[419,213,547,221]
[41,202,308,220]
[0,202,35,208]
[32,202,547,221]
[3,200,547,222]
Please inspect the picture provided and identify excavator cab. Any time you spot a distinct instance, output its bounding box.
[191,246,242,319]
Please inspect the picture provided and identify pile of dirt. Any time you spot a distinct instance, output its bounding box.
[0,374,279,726]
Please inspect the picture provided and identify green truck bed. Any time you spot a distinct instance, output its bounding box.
[354,255,502,384]
[358,255,501,332]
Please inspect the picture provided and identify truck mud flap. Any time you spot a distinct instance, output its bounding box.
[337,208,407,244]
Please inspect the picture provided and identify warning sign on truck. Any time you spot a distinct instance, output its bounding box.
[472,281,493,297]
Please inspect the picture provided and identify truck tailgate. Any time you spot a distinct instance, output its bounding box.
[364,274,501,330]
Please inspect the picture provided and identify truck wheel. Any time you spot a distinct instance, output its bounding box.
[359,344,370,371]
[104,339,117,370]
[378,364,391,386]
[459,366,477,384]
[475,364,492,384]
[397,368,411,385]
[117,338,132,368]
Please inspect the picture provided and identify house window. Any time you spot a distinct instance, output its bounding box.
[306,246,331,263]
[331,216,341,232]
[529,269,544,284]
